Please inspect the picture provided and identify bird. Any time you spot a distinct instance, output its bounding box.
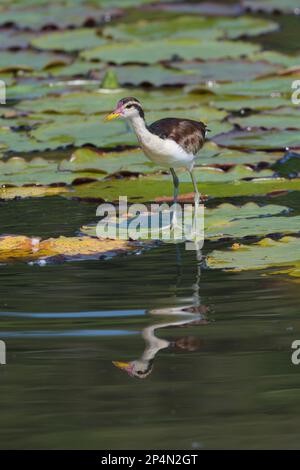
[105,97,209,215]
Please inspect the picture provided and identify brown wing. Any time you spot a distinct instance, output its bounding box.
[148,118,208,155]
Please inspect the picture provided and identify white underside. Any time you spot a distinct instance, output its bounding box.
[141,135,195,169]
[130,115,197,170]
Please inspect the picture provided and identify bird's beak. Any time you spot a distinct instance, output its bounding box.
[112,361,133,374]
[105,110,121,121]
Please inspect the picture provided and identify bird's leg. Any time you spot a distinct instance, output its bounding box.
[170,167,179,228]
[189,169,200,207]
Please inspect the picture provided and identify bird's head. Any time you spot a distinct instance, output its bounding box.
[105,97,144,121]
[112,359,153,379]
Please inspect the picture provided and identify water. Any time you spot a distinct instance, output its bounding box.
[1,9,300,450]
[0,195,300,450]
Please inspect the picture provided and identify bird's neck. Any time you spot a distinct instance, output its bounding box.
[129,114,151,144]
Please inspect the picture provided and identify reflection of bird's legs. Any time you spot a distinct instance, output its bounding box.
[170,167,179,228]
[141,315,202,363]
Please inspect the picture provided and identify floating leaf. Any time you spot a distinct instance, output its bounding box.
[31,28,107,52]
[210,95,290,111]
[0,234,134,263]
[213,129,300,150]
[59,148,159,175]
[242,0,300,14]
[169,59,280,82]
[205,75,299,97]
[103,16,277,41]
[207,236,300,274]
[230,108,300,130]
[81,202,293,241]
[0,185,68,200]
[248,51,300,68]
[17,90,207,115]
[0,5,121,29]
[65,175,300,203]
[0,51,71,72]
[81,39,261,64]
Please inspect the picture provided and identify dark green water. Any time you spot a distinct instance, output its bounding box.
[1,8,300,450]
[1,196,300,450]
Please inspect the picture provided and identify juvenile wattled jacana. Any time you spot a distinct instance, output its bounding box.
[105,97,209,211]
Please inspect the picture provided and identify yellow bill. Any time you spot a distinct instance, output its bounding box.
[112,361,131,370]
[105,112,121,121]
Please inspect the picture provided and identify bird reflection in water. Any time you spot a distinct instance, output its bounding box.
[113,250,209,379]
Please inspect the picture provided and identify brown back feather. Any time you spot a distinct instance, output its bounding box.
[148,118,207,155]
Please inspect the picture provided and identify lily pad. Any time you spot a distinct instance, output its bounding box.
[16,90,208,115]
[0,234,134,263]
[230,108,300,130]
[0,5,121,29]
[106,65,203,87]
[213,129,300,150]
[169,59,280,82]
[65,174,300,203]
[0,51,71,72]
[81,39,261,64]
[242,0,300,14]
[59,148,159,175]
[204,75,299,97]
[81,202,295,241]
[103,16,277,41]
[0,185,68,200]
[248,51,300,68]
[210,95,290,111]
[207,236,300,273]
[31,28,107,52]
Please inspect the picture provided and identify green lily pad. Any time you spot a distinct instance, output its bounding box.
[169,59,280,82]
[31,28,107,52]
[0,127,74,153]
[59,148,159,175]
[65,174,300,203]
[81,202,293,241]
[0,5,120,29]
[248,51,300,68]
[242,0,300,14]
[0,51,71,72]
[0,30,35,50]
[107,65,202,87]
[202,75,299,96]
[81,39,261,64]
[197,143,283,165]
[0,156,103,186]
[103,16,277,41]
[207,236,300,274]
[17,90,208,115]
[230,108,300,130]
[38,60,105,78]
[213,129,300,150]
[210,95,290,111]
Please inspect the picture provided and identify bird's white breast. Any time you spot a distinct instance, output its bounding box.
[139,132,195,169]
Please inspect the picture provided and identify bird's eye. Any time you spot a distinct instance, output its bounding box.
[126,104,133,109]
